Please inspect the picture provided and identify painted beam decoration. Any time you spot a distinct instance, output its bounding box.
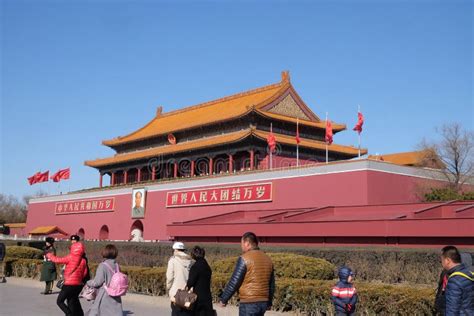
[55,197,115,215]
[166,182,273,208]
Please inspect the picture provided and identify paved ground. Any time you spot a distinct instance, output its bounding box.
[0,277,291,316]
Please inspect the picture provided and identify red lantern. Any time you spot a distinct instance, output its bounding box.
[168,134,176,145]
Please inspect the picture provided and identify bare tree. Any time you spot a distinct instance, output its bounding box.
[419,123,474,190]
[0,194,27,224]
[0,190,48,224]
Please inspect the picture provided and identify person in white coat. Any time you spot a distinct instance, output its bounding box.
[86,244,123,316]
[166,242,194,316]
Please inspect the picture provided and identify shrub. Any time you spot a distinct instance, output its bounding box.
[6,259,437,315]
[5,246,43,260]
[4,259,43,279]
[273,279,435,315]
[424,187,474,201]
[4,240,469,285]
[212,253,335,280]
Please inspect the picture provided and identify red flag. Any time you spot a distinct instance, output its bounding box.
[51,168,70,182]
[36,171,49,183]
[325,120,333,145]
[353,111,364,134]
[267,130,276,153]
[27,172,41,185]
[296,119,301,144]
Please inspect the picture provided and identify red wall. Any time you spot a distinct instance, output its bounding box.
[25,168,442,241]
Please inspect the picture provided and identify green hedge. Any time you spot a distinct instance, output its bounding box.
[4,258,43,279]
[4,240,469,285]
[5,259,436,315]
[212,253,335,280]
[424,187,474,201]
[5,246,43,260]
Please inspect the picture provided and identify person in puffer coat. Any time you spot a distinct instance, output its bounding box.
[166,242,194,316]
[219,232,275,316]
[331,266,358,316]
[86,244,123,316]
[441,246,474,316]
[434,252,473,315]
[47,242,88,316]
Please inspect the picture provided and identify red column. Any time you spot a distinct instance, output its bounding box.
[209,157,213,175]
[99,173,103,188]
[249,150,255,170]
[191,160,195,177]
[174,162,178,178]
[228,154,233,173]
[124,170,128,184]
[111,172,115,185]
[152,165,156,181]
[137,168,141,182]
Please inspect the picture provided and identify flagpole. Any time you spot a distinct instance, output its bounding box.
[325,112,328,164]
[296,118,299,167]
[358,105,361,158]
[270,123,273,170]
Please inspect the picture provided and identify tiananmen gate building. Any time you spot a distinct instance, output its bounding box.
[24,72,474,248]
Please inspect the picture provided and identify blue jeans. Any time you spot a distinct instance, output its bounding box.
[239,301,268,316]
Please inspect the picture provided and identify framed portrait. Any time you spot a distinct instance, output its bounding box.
[131,188,146,218]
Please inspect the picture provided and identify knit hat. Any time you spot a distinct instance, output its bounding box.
[45,237,55,244]
[338,266,354,281]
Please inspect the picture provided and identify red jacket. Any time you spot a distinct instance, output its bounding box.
[47,242,87,286]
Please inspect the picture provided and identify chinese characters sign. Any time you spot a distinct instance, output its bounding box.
[166,182,272,208]
[55,197,115,215]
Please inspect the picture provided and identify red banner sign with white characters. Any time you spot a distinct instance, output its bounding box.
[55,197,115,215]
[166,182,272,208]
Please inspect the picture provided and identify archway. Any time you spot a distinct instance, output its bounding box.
[77,228,85,240]
[130,220,144,242]
[99,225,109,240]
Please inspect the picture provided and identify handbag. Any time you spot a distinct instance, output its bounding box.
[80,284,97,301]
[174,288,197,310]
[56,279,64,289]
[56,260,81,290]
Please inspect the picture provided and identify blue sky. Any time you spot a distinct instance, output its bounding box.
[1,0,472,199]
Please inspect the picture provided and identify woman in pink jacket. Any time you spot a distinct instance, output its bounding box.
[46,241,88,316]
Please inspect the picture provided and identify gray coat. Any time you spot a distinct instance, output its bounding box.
[86,259,123,316]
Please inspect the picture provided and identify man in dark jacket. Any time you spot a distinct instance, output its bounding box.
[435,252,473,315]
[441,246,474,316]
[0,242,6,283]
[331,266,358,316]
[219,232,275,316]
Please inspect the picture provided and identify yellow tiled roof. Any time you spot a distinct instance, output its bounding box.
[102,73,347,147]
[254,130,366,156]
[86,129,253,168]
[29,226,67,235]
[103,82,288,146]
[5,223,26,228]
[368,150,443,168]
[87,128,364,168]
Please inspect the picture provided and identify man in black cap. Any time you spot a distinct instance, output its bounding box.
[70,235,80,243]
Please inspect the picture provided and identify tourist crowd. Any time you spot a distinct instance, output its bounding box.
[0,233,473,316]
